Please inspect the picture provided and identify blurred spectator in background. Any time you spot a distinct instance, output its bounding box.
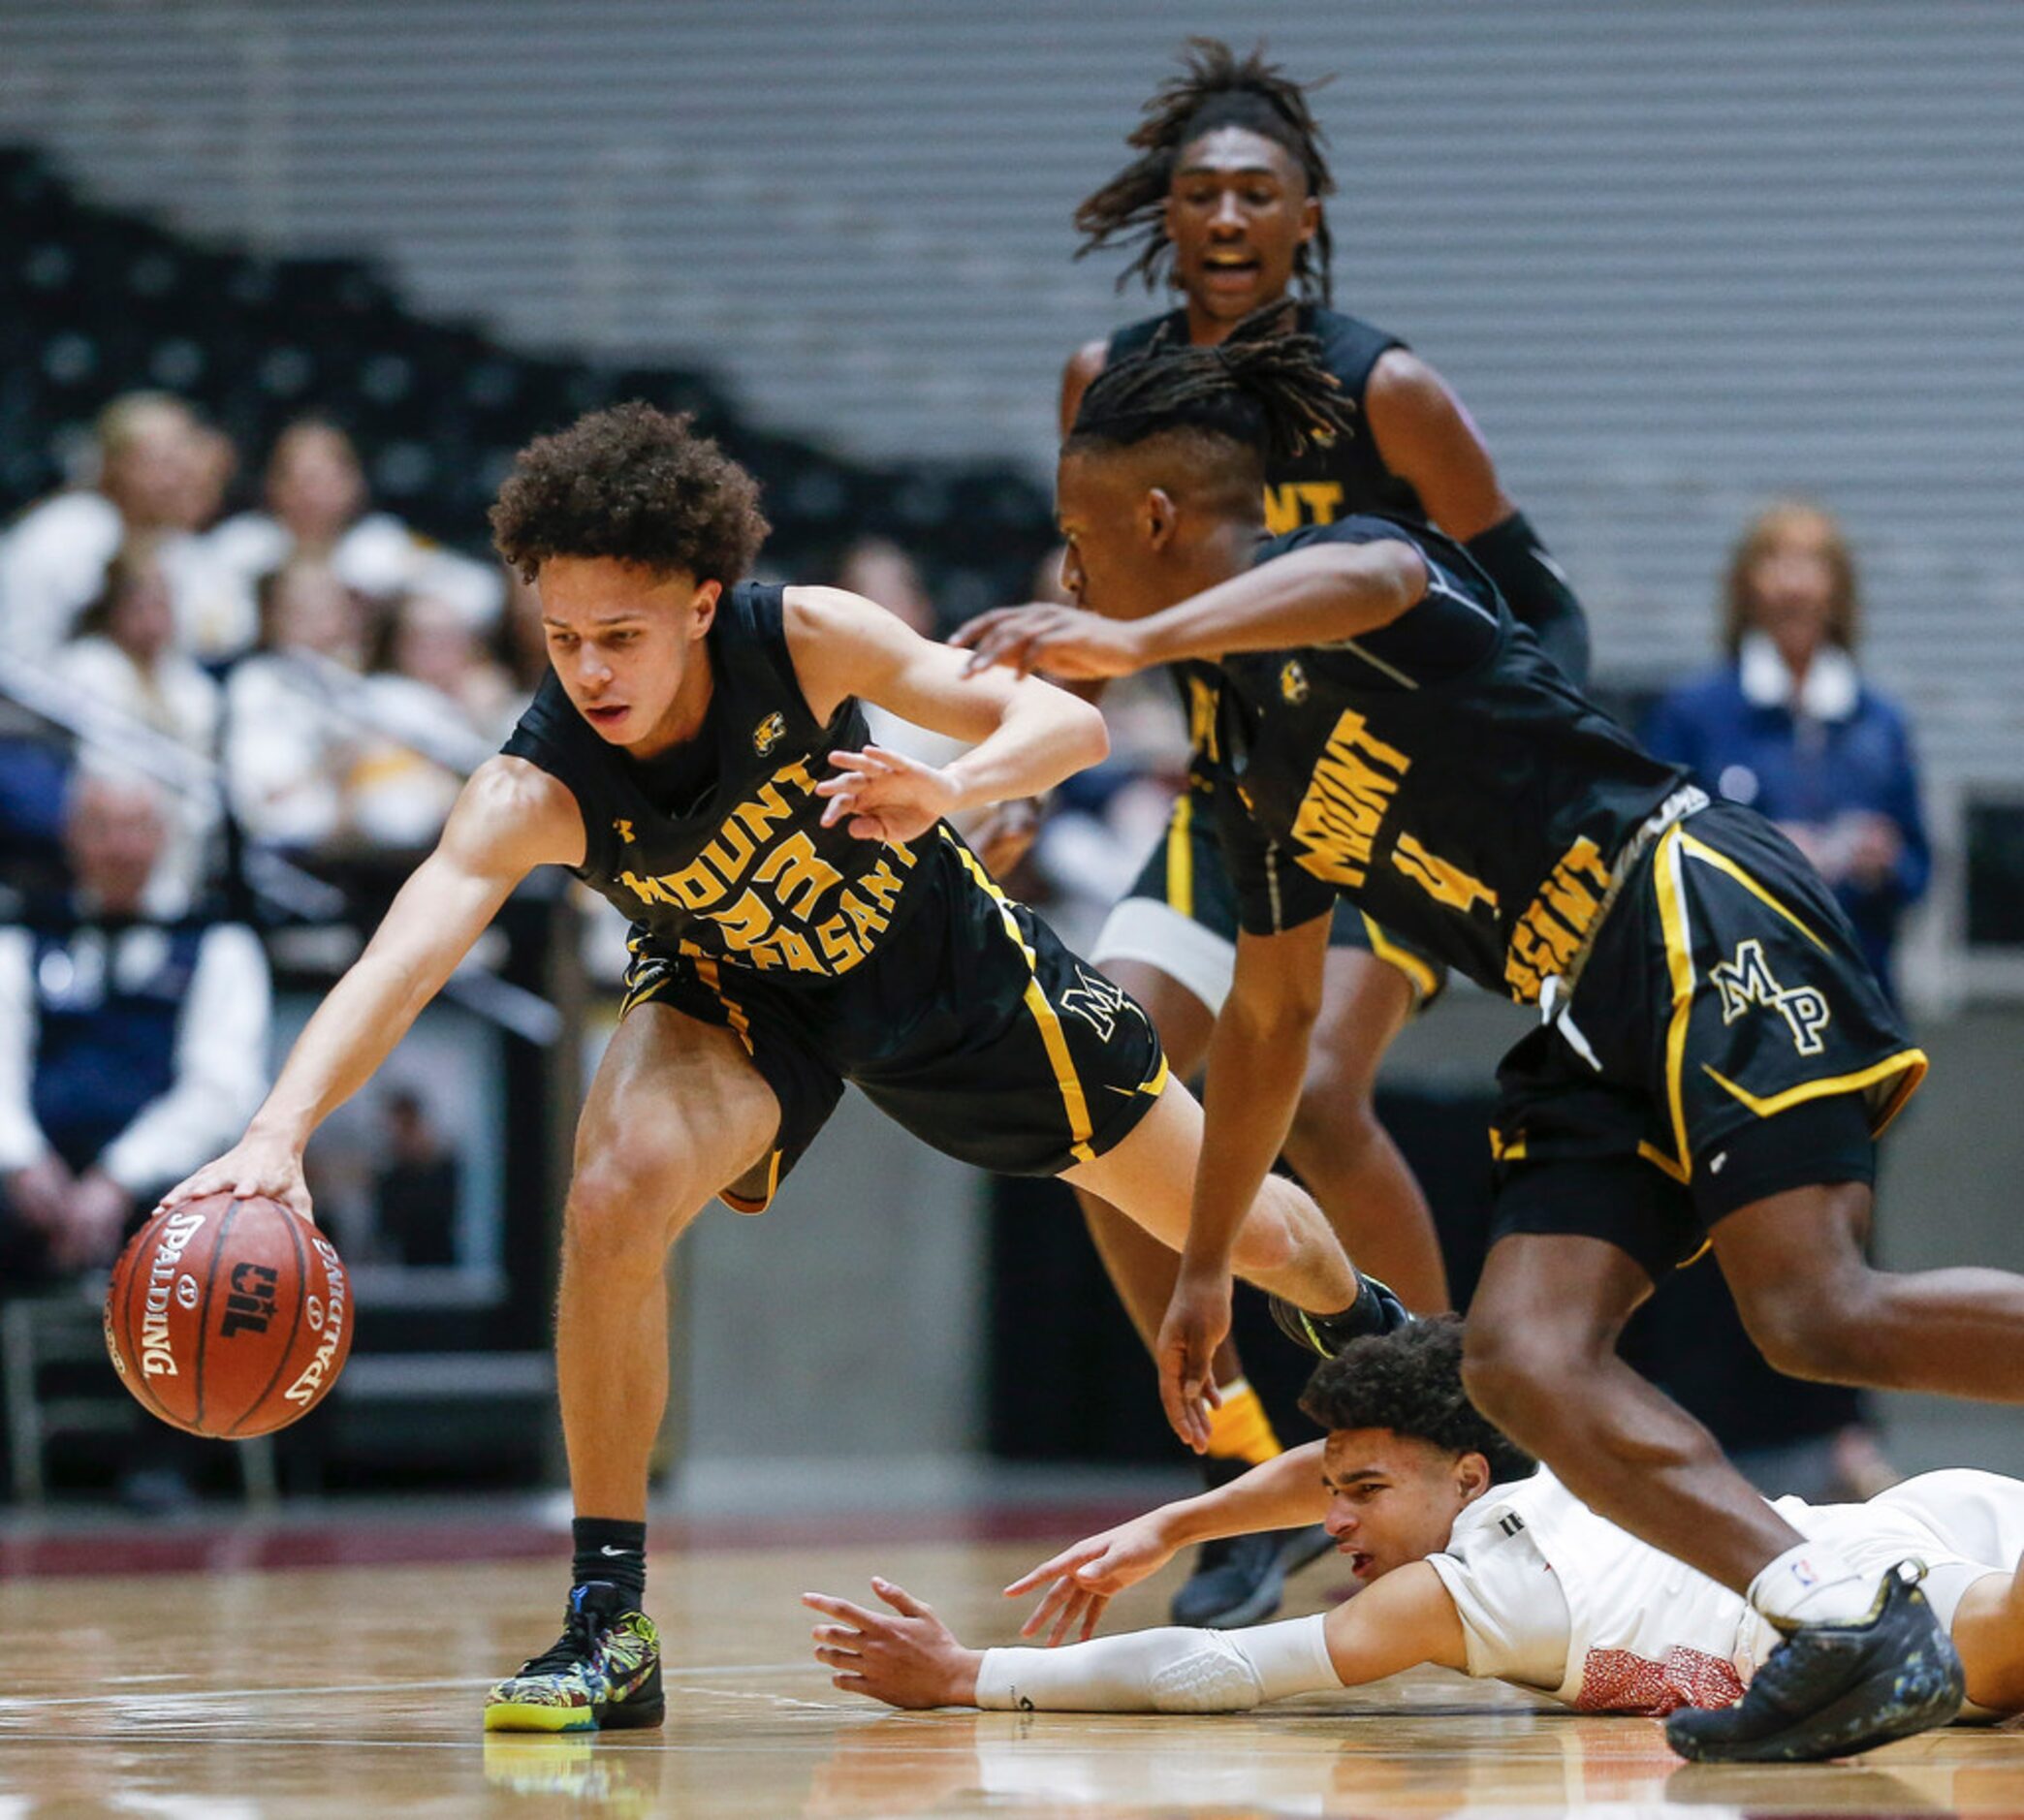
[1626,499,1924,1505]
[52,541,220,753]
[0,392,247,660]
[210,418,503,635]
[495,566,552,698]
[51,541,223,895]
[379,590,519,742]
[225,559,369,853]
[1644,500,1929,1001]
[226,560,469,857]
[371,1084,462,1268]
[0,771,269,1283]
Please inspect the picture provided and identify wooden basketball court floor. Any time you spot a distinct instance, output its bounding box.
[4,1524,2023,1817]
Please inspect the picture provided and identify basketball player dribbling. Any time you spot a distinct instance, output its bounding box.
[158,403,1397,1733]
[955,316,2024,1760]
[1058,40,1594,1628]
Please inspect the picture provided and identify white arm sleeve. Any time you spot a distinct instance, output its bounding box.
[974,1615,1340,1713]
[98,926,271,1192]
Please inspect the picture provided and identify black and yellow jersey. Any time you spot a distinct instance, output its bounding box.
[1106,304,1421,788]
[1210,517,1687,1004]
[500,582,929,980]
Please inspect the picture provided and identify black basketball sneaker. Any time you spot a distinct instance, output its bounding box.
[1665,1562,1964,1763]
[1268,1271,1413,1359]
[484,1582,665,1733]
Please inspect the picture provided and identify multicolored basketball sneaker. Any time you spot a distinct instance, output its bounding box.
[483,1582,665,1733]
[1665,1562,1964,1763]
[1268,1271,1413,1359]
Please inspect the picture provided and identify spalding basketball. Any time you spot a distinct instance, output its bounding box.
[104,1194,353,1438]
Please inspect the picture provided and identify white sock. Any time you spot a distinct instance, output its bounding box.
[1747,1544,1879,1628]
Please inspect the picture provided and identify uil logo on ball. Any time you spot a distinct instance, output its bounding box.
[220,1261,279,1339]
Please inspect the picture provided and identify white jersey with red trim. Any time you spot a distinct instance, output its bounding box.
[1425,1467,2024,1717]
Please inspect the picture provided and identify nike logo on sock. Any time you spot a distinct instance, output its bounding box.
[601,1545,638,1557]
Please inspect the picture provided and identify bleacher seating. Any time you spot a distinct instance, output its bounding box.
[0,144,1057,617]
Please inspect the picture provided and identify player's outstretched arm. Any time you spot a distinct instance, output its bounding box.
[155,758,584,1220]
[808,1559,1467,1712]
[784,585,1108,845]
[1003,1442,1331,1646]
[1160,919,1332,1449]
[1139,540,1430,665]
[950,542,1426,682]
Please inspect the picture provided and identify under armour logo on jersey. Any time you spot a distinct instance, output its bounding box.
[1281,659,1310,705]
[752,711,787,756]
[1710,939,1832,1055]
[1059,966,1136,1041]
[614,819,636,845]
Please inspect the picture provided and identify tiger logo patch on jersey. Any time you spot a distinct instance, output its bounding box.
[614,819,636,845]
[752,711,787,756]
[1281,660,1310,705]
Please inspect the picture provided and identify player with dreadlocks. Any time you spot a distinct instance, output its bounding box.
[1054,36,1590,1635]
[954,311,2024,1762]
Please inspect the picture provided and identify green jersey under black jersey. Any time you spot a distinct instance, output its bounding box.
[1209,518,1686,1004]
[501,582,930,979]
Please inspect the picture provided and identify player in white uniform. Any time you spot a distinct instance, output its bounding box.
[806,1321,2024,1722]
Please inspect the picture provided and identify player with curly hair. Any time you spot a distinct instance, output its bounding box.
[1053,34,1594,1636]
[159,401,1397,1733]
[808,1321,2024,1728]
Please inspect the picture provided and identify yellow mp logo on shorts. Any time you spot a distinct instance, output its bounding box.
[752,711,787,756]
[1710,939,1832,1055]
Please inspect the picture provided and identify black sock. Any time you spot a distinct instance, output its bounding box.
[572,1516,647,1606]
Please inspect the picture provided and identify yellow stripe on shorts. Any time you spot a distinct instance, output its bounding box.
[942,829,1096,1164]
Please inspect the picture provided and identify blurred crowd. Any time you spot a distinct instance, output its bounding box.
[1,392,532,903]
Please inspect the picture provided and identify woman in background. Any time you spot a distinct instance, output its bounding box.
[1644,501,1928,1002]
[1632,500,1929,1505]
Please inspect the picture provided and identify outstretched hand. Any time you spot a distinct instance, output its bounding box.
[154,1132,314,1224]
[1001,1512,1180,1647]
[1157,1271,1232,1455]
[804,1578,981,1709]
[816,745,961,845]
[951,605,1147,681]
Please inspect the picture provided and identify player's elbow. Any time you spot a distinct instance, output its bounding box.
[1053,690,1109,771]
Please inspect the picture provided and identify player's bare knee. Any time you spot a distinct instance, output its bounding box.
[1286,1077,1378,1171]
[563,1152,693,1276]
[1228,1193,1302,1277]
[1735,1280,1874,1384]
[1461,1321,1579,1442]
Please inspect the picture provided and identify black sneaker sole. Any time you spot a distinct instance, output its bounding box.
[1665,1582,1965,1765]
[1668,1653,1961,1764]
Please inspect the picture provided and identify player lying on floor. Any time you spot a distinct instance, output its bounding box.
[806,1320,2024,1723]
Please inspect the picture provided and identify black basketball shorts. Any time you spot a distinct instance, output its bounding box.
[1488,802,1926,1280]
[1091,779,1446,1014]
[618,828,1168,1211]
